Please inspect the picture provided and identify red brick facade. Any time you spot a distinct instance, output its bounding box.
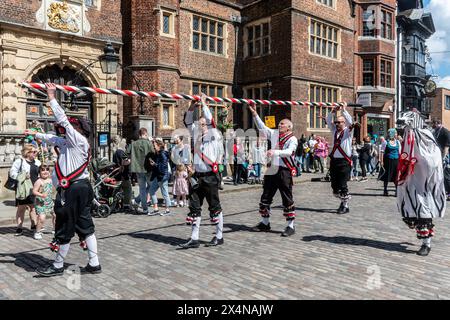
[124,0,358,142]
[353,0,397,141]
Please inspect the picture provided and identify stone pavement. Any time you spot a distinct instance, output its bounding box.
[1,176,450,300]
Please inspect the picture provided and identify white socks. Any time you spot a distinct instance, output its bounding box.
[423,237,431,248]
[262,217,270,225]
[53,243,70,269]
[287,219,295,229]
[85,234,100,267]
[191,217,201,241]
[216,213,223,240]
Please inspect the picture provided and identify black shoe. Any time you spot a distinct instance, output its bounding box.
[178,238,200,249]
[205,236,224,247]
[14,228,23,236]
[383,190,389,196]
[337,204,349,214]
[36,265,64,277]
[31,225,36,231]
[281,226,295,237]
[252,222,271,232]
[80,264,102,274]
[417,245,431,256]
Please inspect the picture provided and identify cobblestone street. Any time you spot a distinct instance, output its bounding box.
[1,177,450,300]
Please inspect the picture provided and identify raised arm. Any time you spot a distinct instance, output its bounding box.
[184,100,197,134]
[326,110,335,131]
[342,106,352,127]
[45,83,86,148]
[248,103,274,139]
[199,93,215,128]
[34,132,65,147]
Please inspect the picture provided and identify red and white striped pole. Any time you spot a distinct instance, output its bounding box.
[19,82,347,108]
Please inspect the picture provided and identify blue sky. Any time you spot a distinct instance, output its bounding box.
[423,0,450,88]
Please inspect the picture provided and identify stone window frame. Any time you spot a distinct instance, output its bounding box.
[191,81,227,123]
[380,8,393,40]
[380,59,393,88]
[309,19,340,61]
[308,83,340,130]
[362,58,375,86]
[159,99,176,129]
[362,6,376,37]
[191,14,227,56]
[242,83,272,129]
[160,8,176,38]
[243,17,271,59]
[316,0,336,10]
[445,96,450,110]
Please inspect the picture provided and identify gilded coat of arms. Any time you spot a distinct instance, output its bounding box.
[47,0,80,33]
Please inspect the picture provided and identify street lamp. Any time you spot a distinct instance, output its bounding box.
[99,42,120,75]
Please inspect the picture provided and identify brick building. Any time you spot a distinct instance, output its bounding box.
[123,0,357,142]
[0,0,122,196]
[122,0,238,140]
[235,0,356,142]
[353,0,397,141]
[429,87,450,129]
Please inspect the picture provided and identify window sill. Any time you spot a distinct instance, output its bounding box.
[190,48,226,58]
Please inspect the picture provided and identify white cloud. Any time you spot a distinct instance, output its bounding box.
[424,0,450,81]
[436,76,450,88]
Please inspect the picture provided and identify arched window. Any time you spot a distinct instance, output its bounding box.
[26,65,93,132]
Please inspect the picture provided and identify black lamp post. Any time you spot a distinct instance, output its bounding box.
[99,42,120,75]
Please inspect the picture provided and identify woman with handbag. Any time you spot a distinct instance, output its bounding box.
[9,144,41,236]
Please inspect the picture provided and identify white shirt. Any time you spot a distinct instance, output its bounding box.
[171,144,191,165]
[185,103,223,173]
[253,114,298,168]
[326,110,353,159]
[36,99,90,187]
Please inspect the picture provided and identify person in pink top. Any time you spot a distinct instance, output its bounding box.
[313,137,326,173]
[173,164,189,207]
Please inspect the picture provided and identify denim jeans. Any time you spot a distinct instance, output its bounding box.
[149,178,172,208]
[295,155,303,176]
[135,172,152,211]
[253,163,262,178]
[303,153,310,172]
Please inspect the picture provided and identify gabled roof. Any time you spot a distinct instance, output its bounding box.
[397,9,435,36]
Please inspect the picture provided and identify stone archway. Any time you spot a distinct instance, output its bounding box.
[25,64,94,132]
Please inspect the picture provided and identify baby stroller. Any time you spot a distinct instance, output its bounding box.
[90,158,124,218]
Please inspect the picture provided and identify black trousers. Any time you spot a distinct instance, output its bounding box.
[54,179,95,245]
[330,158,351,195]
[188,173,222,217]
[359,158,368,178]
[260,167,294,210]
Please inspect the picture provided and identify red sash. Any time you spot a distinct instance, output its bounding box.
[330,130,352,165]
[194,136,219,173]
[277,132,297,177]
[54,146,91,189]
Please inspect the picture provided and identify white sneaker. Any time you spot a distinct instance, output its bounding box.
[34,232,43,240]
[179,201,184,207]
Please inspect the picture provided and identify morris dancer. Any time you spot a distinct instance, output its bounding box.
[179,93,224,248]
[396,111,446,256]
[248,104,298,237]
[326,105,353,214]
[26,83,101,276]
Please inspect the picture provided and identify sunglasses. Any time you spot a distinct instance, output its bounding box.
[40,168,50,172]
[334,121,344,124]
